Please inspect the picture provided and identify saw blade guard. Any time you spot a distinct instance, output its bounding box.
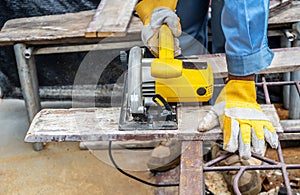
[127,46,145,115]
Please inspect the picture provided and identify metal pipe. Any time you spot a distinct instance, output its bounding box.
[262,77,271,104]
[33,41,143,55]
[283,73,290,109]
[283,29,295,42]
[289,71,300,119]
[256,80,298,86]
[14,43,42,151]
[281,27,292,110]
[14,43,41,122]
[23,47,33,59]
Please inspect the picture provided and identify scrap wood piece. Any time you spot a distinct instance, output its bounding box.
[0,10,97,45]
[85,0,139,38]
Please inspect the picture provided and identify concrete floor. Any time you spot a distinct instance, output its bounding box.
[0,99,154,195]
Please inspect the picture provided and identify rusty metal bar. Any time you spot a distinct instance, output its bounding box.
[203,77,300,194]
[204,152,234,167]
[204,164,300,171]
[233,167,245,195]
[262,77,271,104]
[251,153,278,165]
[179,141,204,195]
[277,142,293,195]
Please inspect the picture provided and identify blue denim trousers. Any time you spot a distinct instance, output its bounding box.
[176,0,274,76]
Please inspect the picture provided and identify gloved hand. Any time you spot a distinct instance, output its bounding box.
[135,0,181,57]
[198,79,278,160]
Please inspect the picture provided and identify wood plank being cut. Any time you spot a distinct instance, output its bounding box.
[85,0,139,37]
[24,105,285,143]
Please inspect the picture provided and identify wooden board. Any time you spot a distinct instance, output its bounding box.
[194,47,300,78]
[85,0,139,37]
[0,10,95,45]
[269,1,300,25]
[0,10,142,46]
[24,105,285,143]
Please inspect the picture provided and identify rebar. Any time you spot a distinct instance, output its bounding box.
[203,77,300,194]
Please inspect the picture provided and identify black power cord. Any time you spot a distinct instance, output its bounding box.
[108,141,215,194]
[108,141,179,187]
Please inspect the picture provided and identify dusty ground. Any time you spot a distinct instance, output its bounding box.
[0,99,154,195]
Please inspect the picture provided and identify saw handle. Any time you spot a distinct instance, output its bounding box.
[151,24,182,79]
[159,24,175,59]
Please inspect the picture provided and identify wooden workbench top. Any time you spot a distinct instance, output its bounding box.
[25,104,287,143]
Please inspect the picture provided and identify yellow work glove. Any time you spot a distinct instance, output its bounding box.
[198,80,278,160]
[135,0,181,57]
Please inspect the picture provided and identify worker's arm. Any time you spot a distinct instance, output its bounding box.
[135,0,181,57]
[198,0,278,160]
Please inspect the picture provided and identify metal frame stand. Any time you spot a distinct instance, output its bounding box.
[14,43,43,151]
[282,22,300,119]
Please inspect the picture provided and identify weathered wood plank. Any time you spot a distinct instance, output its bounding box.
[269,1,300,25]
[85,0,139,37]
[179,141,204,195]
[186,47,300,78]
[0,10,95,45]
[24,105,284,143]
[0,10,142,46]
